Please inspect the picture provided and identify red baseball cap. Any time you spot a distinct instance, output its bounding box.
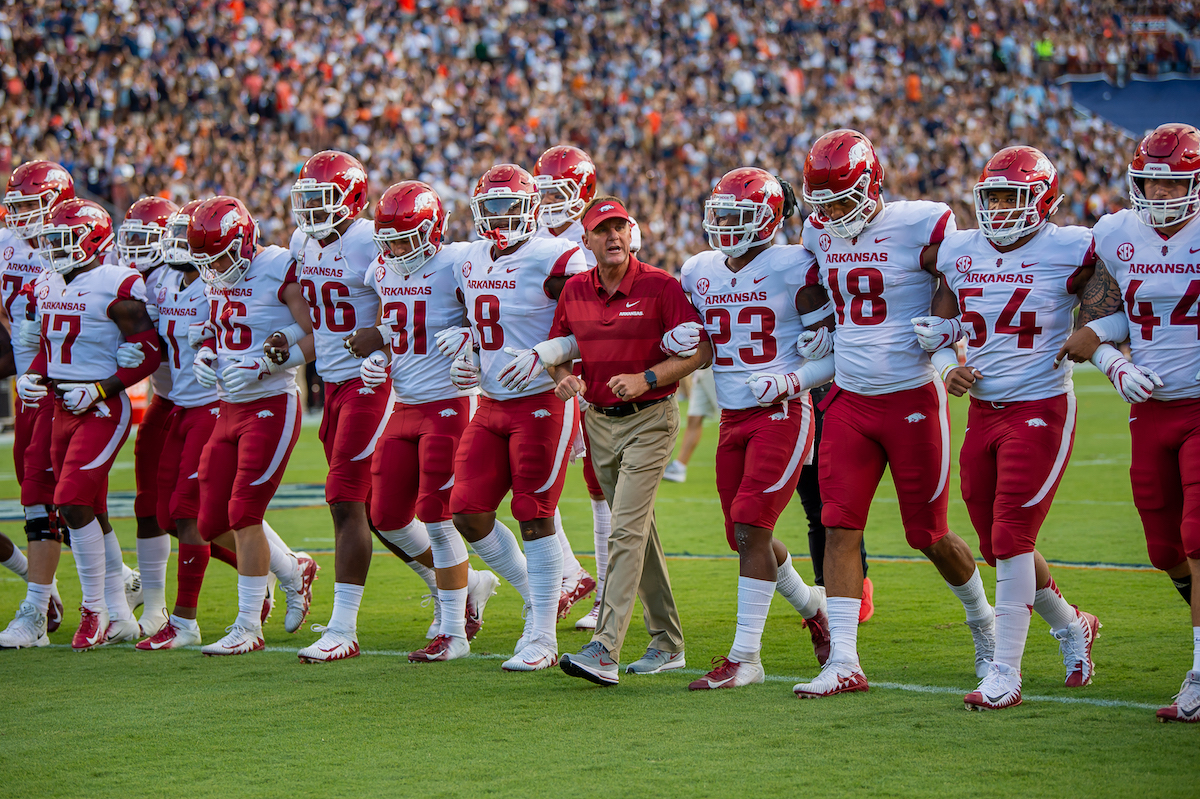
[582,199,632,232]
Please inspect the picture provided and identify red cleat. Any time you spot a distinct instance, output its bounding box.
[558,567,596,619]
[803,608,831,666]
[858,577,874,623]
[71,606,109,651]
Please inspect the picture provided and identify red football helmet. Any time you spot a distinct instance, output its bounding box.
[373,181,447,276]
[471,164,540,249]
[703,167,786,257]
[38,199,114,274]
[188,196,259,287]
[291,150,370,238]
[1128,123,1200,229]
[117,196,179,273]
[803,129,885,240]
[973,146,1062,245]
[533,145,597,228]
[4,160,76,240]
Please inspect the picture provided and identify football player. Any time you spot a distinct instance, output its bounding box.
[22,199,163,649]
[1058,123,1200,722]
[918,145,1103,710]
[678,168,833,690]
[188,196,318,656]
[791,129,995,698]
[346,180,500,662]
[0,161,73,647]
[438,164,587,671]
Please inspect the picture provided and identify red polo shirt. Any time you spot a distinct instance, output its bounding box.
[550,256,705,408]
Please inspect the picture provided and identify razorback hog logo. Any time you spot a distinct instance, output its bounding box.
[257,410,274,419]
[438,408,458,417]
[599,204,614,213]
[357,387,374,395]
[1116,242,1135,262]
[846,141,871,168]
[220,210,241,236]
[531,409,552,418]
[3,247,13,260]
[1026,418,1048,428]
[413,191,439,214]
[956,255,972,273]
[905,412,926,423]
[77,205,105,219]
[819,233,832,253]
[696,277,710,296]
[46,168,71,184]
[571,161,596,179]
[343,166,367,185]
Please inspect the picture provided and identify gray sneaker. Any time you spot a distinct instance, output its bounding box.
[559,641,619,686]
[626,647,686,674]
[662,460,687,483]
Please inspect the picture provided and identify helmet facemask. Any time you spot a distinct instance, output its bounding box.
[4,189,61,240]
[471,192,538,250]
[39,224,102,274]
[806,173,878,240]
[116,220,165,272]
[193,238,251,288]
[703,195,773,258]
[291,179,352,239]
[374,215,443,276]
[1128,166,1200,229]
[534,176,585,229]
[973,178,1059,246]
[161,213,194,270]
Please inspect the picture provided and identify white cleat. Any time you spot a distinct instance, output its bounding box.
[465,570,500,641]
[297,625,360,663]
[1053,608,1100,688]
[103,618,142,645]
[575,599,601,630]
[408,634,471,662]
[125,569,143,615]
[793,659,869,698]
[201,623,265,656]
[687,656,763,690]
[1157,670,1200,723]
[514,602,536,655]
[502,640,559,672]
[0,601,49,649]
[282,553,319,634]
[261,579,276,625]
[967,611,997,679]
[422,593,443,640]
[136,617,202,650]
[965,661,1023,710]
[138,605,171,638]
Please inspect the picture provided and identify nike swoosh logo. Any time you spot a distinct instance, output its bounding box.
[148,636,176,650]
[1020,262,1037,269]
[875,237,890,243]
[423,272,436,279]
[506,267,519,273]
[753,276,768,284]
[625,301,641,308]
[1191,247,1200,254]
[984,692,1010,703]
[707,676,734,688]
[524,657,550,666]
[77,291,91,296]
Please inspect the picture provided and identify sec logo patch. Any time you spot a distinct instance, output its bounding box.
[819,233,831,253]
[3,247,13,260]
[462,261,471,278]
[696,278,710,296]
[955,255,972,273]
[375,265,386,284]
[1116,242,1134,262]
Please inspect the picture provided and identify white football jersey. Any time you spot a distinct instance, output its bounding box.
[533,220,597,267]
[456,236,588,400]
[680,244,813,410]
[42,263,146,381]
[938,224,1093,403]
[153,267,218,408]
[1094,209,1200,400]
[365,242,479,405]
[290,219,381,384]
[142,265,174,397]
[802,200,956,395]
[0,229,47,376]
[205,245,300,403]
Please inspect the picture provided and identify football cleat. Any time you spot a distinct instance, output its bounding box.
[858,576,874,622]
[575,599,601,630]
[422,593,442,640]
[803,609,832,666]
[138,604,171,638]
[964,661,1023,711]
[0,601,49,649]
[125,568,143,614]
[514,602,536,655]
[1053,607,1100,687]
[47,589,64,633]
[1157,671,1200,723]
[136,617,201,650]
[688,656,764,690]
[283,553,319,633]
[502,640,559,672]
[558,566,596,619]
[559,641,618,685]
[408,634,470,662]
[261,578,276,625]
[72,606,110,651]
[793,659,869,698]
[967,612,997,679]
[465,570,500,641]
[297,625,360,663]
[103,618,142,644]
[201,623,264,656]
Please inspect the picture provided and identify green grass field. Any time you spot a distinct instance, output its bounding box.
[0,367,1196,798]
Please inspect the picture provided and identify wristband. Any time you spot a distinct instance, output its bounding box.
[800,301,834,327]
[276,322,307,347]
[532,335,581,367]
[793,357,836,394]
[96,382,107,400]
[1085,313,1130,344]
[931,348,959,382]
[375,323,392,343]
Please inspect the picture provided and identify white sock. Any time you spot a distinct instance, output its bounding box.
[266,533,300,589]
[947,568,992,623]
[25,582,52,617]
[427,520,468,570]
[236,574,269,629]
[70,519,106,610]
[730,576,775,664]
[405,559,438,595]
[170,613,198,631]
[439,586,468,639]
[469,520,529,603]
[121,561,135,581]
[2,547,28,579]
[591,498,611,596]
[775,556,822,618]
[1033,575,1077,632]
[104,532,134,621]
[328,582,364,631]
[136,535,171,613]
[553,507,581,579]
[523,534,562,648]
[826,596,861,665]
[1193,627,1200,673]
[994,552,1036,670]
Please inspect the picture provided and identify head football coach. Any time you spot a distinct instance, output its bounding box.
[545,196,711,685]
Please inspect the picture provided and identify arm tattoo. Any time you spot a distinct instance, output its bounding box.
[1078,263,1123,326]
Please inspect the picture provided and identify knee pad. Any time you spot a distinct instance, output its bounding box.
[378,521,430,559]
[427,520,468,569]
[24,516,63,543]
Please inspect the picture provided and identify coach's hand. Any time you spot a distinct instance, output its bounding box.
[57,382,103,415]
[797,328,833,360]
[436,326,473,360]
[608,372,649,402]
[360,351,388,388]
[660,322,702,358]
[944,366,981,397]
[193,346,218,388]
[556,374,586,402]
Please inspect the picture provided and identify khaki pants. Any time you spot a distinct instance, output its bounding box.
[586,398,684,661]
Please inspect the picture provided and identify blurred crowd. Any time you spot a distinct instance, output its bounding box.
[1,0,1197,271]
